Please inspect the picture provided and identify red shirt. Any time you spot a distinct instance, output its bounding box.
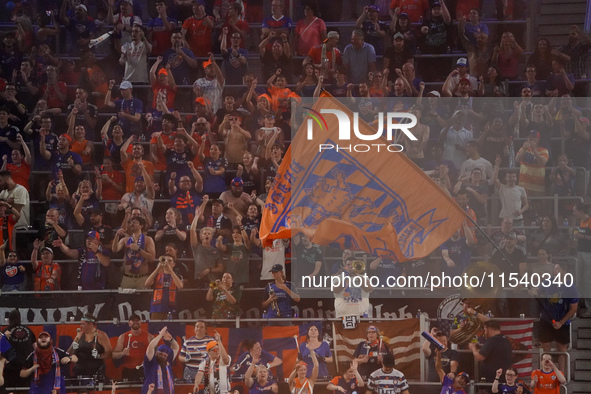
[306,45,342,67]
[40,81,68,109]
[101,170,125,201]
[221,19,250,48]
[150,131,176,171]
[182,16,214,57]
[151,80,177,109]
[7,161,30,191]
[389,0,430,23]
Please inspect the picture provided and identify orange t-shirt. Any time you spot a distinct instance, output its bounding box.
[182,16,214,57]
[389,0,430,23]
[531,369,562,394]
[101,170,126,201]
[150,131,176,171]
[123,160,155,193]
[71,139,91,164]
[151,81,177,109]
[7,162,30,191]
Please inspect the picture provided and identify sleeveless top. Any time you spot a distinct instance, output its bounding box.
[73,332,106,376]
[122,330,150,369]
[125,234,145,273]
[292,377,313,394]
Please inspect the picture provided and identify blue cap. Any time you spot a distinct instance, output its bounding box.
[231,177,244,187]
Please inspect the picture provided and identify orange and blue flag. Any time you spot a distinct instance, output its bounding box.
[260,97,466,261]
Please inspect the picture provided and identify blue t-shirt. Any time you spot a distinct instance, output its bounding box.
[202,156,228,194]
[164,148,195,183]
[0,124,18,160]
[1,262,25,285]
[52,150,83,193]
[233,350,276,377]
[440,237,471,277]
[222,48,249,85]
[440,375,467,394]
[162,48,196,85]
[114,98,143,138]
[263,281,296,318]
[299,341,332,379]
[540,283,579,323]
[78,248,108,290]
[142,354,174,394]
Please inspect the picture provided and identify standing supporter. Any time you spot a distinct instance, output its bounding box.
[303,31,341,81]
[260,33,292,83]
[573,202,591,317]
[13,60,39,112]
[492,32,523,81]
[198,197,232,241]
[528,216,567,256]
[552,24,591,81]
[289,348,318,394]
[118,25,152,84]
[383,33,413,83]
[147,1,177,56]
[31,240,61,291]
[54,231,111,290]
[245,363,279,394]
[389,0,430,23]
[190,213,225,286]
[491,367,520,394]
[353,325,393,379]
[98,157,126,216]
[105,80,144,138]
[452,168,488,222]
[149,113,177,172]
[443,58,479,95]
[461,9,489,46]
[220,3,249,49]
[262,264,300,319]
[78,50,110,110]
[366,353,409,394]
[0,246,25,291]
[0,170,29,230]
[68,314,112,380]
[421,327,458,382]
[25,115,57,171]
[233,339,283,378]
[458,24,492,81]
[112,216,156,289]
[236,152,259,195]
[418,1,452,82]
[66,114,94,168]
[142,326,180,393]
[169,165,203,225]
[180,321,214,382]
[66,87,98,137]
[0,33,22,81]
[1,310,35,388]
[158,131,201,189]
[493,157,529,227]
[528,38,554,80]
[561,116,591,170]
[545,58,575,97]
[355,6,387,56]
[519,103,553,149]
[458,140,493,184]
[40,65,67,110]
[434,349,468,394]
[70,180,100,224]
[216,223,250,285]
[74,203,113,249]
[206,272,242,319]
[182,0,214,57]
[294,3,326,58]
[0,200,18,252]
[38,208,68,250]
[261,0,293,39]
[439,110,472,170]
[327,360,364,394]
[389,11,418,52]
[0,107,19,162]
[109,0,142,46]
[515,130,549,197]
[468,320,512,383]
[146,254,184,319]
[21,331,76,394]
[192,336,231,394]
[530,354,566,394]
[155,208,187,256]
[112,314,154,381]
[199,144,228,197]
[162,29,199,86]
[440,221,474,277]
[478,117,510,167]
[250,231,288,281]
[59,2,95,54]
[220,28,248,87]
[220,178,251,217]
[1,134,30,191]
[194,54,225,113]
[150,58,177,110]
[120,138,156,193]
[343,30,376,84]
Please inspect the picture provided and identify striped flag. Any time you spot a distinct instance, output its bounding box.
[501,319,535,378]
[333,321,421,379]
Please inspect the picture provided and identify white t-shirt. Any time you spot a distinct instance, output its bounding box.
[459,157,494,184]
[367,367,410,394]
[121,41,149,83]
[334,280,370,318]
[194,77,224,112]
[261,239,288,280]
[0,184,29,229]
[198,355,232,394]
[498,184,527,220]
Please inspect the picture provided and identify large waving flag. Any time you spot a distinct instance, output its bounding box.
[260,97,466,261]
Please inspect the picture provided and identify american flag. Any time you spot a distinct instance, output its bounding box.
[333,320,421,380]
[500,319,535,378]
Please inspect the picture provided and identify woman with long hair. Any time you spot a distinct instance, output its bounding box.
[289,347,318,394]
[492,31,524,80]
[298,325,333,379]
[528,216,566,256]
[527,38,554,80]
[295,63,319,97]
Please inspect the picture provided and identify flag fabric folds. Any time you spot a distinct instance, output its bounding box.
[260,97,466,261]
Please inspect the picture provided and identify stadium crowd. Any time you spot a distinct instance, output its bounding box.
[0,0,587,393]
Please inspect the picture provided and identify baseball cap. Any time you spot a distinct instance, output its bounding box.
[324,31,340,42]
[195,97,207,106]
[135,176,144,182]
[120,81,133,90]
[40,247,54,255]
[231,177,244,187]
[87,230,100,240]
[212,198,224,206]
[90,209,103,216]
[393,32,404,40]
[427,90,441,97]
[206,341,219,351]
[367,5,379,12]
[202,59,213,70]
[398,12,409,19]
[38,331,51,338]
[158,68,168,76]
[504,231,517,239]
[270,264,284,273]
[457,372,470,382]
[59,134,72,144]
[528,130,540,139]
[432,1,442,7]
[456,57,468,66]
[383,353,396,367]
[367,325,378,332]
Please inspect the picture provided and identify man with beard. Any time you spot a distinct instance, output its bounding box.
[220,178,251,218]
[40,133,83,195]
[21,332,77,394]
[112,314,154,381]
[1,310,35,388]
[121,138,156,193]
[143,326,179,394]
[192,335,231,394]
[418,1,452,82]
[74,206,113,249]
[169,163,203,226]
